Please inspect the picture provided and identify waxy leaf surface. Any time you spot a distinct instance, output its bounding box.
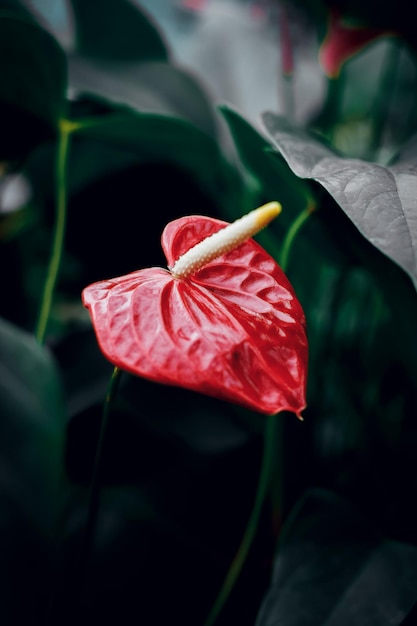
[262,112,417,290]
[257,490,417,626]
[82,215,308,416]
[0,6,67,158]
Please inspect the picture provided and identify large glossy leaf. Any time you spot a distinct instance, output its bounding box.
[82,214,308,416]
[0,5,67,157]
[257,490,417,626]
[219,107,352,284]
[0,317,66,530]
[220,106,310,216]
[24,121,237,308]
[70,0,168,61]
[74,112,234,205]
[69,60,218,137]
[262,112,417,289]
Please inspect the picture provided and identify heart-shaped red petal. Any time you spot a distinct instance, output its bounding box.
[82,215,308,416]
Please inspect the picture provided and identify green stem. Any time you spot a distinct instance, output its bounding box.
[280,202,315,272]
[278,2,295,121]
[268,202,316,539]
[368,40,401,160]
[203,413,279,626]
[45,366,121,625]
[268,410,285,537]
[35,119,73,344]
[80,366,122,581]
[314,76,343,143]
[203,202,315,625]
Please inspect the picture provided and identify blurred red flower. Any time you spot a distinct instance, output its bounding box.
[319,10,395,78]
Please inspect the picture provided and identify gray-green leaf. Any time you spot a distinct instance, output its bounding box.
[262,112,417,290]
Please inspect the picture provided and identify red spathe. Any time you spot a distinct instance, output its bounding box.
[82,215,308,416]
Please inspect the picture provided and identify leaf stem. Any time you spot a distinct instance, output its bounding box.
[203,201,314,625]
[279,201,315,272]
[368,39,401,160]
[79,365,122,583]
[278,2,295,121]
[45,366,121,625]
[203,413,279,626]
[35,119,73,344]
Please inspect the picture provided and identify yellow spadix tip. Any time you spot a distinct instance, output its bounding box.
[253,201,282,228]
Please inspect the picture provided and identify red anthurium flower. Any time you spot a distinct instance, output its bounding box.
[319,10,395,78]
[82,203,308,417]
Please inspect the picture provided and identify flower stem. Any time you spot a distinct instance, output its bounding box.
[79,366,122,584]
[368,39,401,160]
[203,203,314,625]
[35,119,73,344]
[203,413,279,626]
[280,201,315,272]
[278,2,295,121]
[45,366,121,624]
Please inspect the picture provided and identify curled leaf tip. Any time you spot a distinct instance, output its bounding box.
[171,202,281,279]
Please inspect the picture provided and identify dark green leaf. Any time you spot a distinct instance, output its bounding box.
[25,134,237,301]
[220,106,342,270]
[70,0,168,61]
[0,0,26,12]
[69,59,218,137]
[0,316,66,530]
[58,364,266,625]
[53,327,114,419]
[257,490,417,626]
[74,112,233,205]
[25,125,139,202]
[262,112,417,290]
[220,105,310,214]
[0,7,67,157]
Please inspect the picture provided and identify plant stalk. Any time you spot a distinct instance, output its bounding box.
[368,40,401,160]
[203,413,279,626]
[278,1,295,121]
[35,120,72,344]
[280,201,315,272]
[79,365,122,584]
[203,201,314,625]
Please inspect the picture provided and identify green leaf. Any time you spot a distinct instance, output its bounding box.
[257,490,417,626]
[220,105,310,214]
[262,112,417,290]
[70,0,168,61]
[69,60,218,137]
[24,104,243,304]
[26,94,238,214]
[0,316,66,530]
[0,7,67,157]
[74,112,231,204]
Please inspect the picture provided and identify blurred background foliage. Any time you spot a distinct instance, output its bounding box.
[1,0,417,625]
